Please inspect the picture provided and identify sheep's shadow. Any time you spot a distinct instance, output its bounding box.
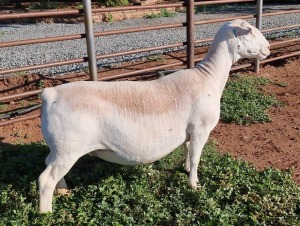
[0,138,186,193]
[0,139,131,191]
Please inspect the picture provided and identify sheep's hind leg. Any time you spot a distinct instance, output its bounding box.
[188,130,210,189]
[184,142,190,172]
[45,153,70,195]
[56,178,70,195]
[39,155,78,213]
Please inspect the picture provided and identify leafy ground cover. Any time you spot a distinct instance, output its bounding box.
[1,74,299,225]
[221,74,281,125]
[0,142,299,225]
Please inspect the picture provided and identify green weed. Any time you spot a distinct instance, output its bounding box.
[106,12,113,22]
[221,74,281,125]
[0,104,5,111]
[147,55,165,62]
[145,9,176,19]
[27,0,59,10]
[0,141,299,225]
[98,0,128,7]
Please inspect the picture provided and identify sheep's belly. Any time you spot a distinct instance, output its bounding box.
[90,149,161,165]
[90,142,182,165]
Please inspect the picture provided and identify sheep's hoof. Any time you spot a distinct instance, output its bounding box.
[188,177,200,190]
[188,181,199,190]
[56,188,70,195]
[184,164,190,172]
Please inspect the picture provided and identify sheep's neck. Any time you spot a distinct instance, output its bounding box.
[196,40,233,97]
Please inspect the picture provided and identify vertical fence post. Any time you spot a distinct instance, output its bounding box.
[254,0,263,73]
[82,0,98,81]
[186,0,195,69]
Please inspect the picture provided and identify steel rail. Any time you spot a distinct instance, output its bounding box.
[96,42,185,60]
[0,13,260,49]
[194,15,255,26]
[98,61,185,81]
[0,89,42,102]
[186,0,195,68]
[1,49,299,127]
[1,17,294,76]
[91,0,254,13]
[0,41,186,76]
[0,0,254,21]
[270,38,300,46]
[260,51,300,64]
[0,3,183,20]
[0,9,81,20]
[1,37,299,102]
[0,34,85,48]
[82,0,98,81]
[0,58,87,75]
[262,9,300,17]
[1,17,299,49]
[0,113,41,127]
[254,0,263,73]
[262,24,300,33]
[0,23,185,48]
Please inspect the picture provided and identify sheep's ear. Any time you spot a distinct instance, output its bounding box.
[229,27,251,38]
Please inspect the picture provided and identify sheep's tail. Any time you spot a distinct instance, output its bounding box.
[41,87,57,116]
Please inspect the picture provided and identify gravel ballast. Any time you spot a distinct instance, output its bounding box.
[0,4,299,76]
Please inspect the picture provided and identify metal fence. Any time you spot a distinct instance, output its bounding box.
[0,0,299,126]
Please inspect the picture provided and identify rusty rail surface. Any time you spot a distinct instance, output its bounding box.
[1,0,300,126]
[1,17,298,76]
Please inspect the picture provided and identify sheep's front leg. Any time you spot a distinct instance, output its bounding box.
[188,131,210,189]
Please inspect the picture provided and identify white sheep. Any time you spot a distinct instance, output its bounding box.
[39,19,270,212]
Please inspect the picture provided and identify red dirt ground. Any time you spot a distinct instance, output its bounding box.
[0,44,299,184]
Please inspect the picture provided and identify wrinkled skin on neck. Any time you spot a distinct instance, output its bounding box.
[196,19,270,95]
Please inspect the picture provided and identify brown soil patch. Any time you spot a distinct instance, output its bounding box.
[0,41,299,184]
[212,57,300,183]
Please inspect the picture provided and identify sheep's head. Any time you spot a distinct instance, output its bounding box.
[225,19,270,62]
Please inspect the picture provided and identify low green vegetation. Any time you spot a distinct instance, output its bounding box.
[147,54,165,62]
[264,0,299,3]
[27,0,58,10]
[97,0,128,7]
[1,141,299,225]
[221,74,281,125]
[145,9,176,19]
[195,4,229,14]
[0,73,296,225]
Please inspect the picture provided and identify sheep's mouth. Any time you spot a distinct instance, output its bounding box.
[258,51,270,60]
[247,49,270,60]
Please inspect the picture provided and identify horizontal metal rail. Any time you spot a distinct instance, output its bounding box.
[0,34,85,48]
[3,1,297,22]
[0,8,297,50]
[96,42,185,60]
[0,113,41,127]
[263,24,300,33]
[1,51,299,127]
[0,38,299,103]
[1,0,299,127]
[270,38,300,46]
[0,3,183,21]
[0,89,42,102]
[261,51,300,64]
[262,9,300,17]
[0,58,87,75]
[194,15,255,25]
[0,9,81,20]
[2,20,299,76]
[0,42,187,76]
